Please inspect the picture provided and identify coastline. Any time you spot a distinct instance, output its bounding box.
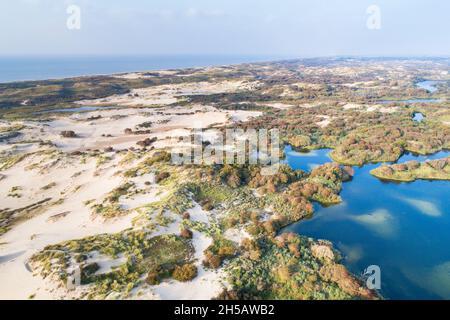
[0,55,287,84]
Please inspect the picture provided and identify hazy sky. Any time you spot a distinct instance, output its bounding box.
[1,0,449,57]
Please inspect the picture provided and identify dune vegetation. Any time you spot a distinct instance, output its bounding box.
[371,157,450,182]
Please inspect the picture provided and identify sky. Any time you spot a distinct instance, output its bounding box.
[0,0,449,57]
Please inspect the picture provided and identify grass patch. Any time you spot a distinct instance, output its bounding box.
[30,231,194,299]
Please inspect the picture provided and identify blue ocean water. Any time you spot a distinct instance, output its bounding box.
[284,146,450,300]
[0,55,282,83]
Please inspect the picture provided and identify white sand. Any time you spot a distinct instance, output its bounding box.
[343,103,363,110]
[0,143,167,299]
[316,115,331,128]
[14,105,259,153]
[186,203,210,225]
[224,228,251,245]
[255,102,294,110]
[78,80,261,107]
[366,105,399,113]
[0,152,140,299]
[0,79,262,300]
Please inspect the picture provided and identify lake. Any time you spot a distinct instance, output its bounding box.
[284,146,450,300]
[412,112,424,122]
[376,80,444,104]
[416,80,441,93]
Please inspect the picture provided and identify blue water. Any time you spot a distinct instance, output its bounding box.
[377,80,444,104]
[412,112,424,122]
[0,55,283,83]
[283,145,333,171]
[416,80,441,93]
[284,146,450,300]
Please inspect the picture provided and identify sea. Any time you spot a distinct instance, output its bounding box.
[0,55,285,83]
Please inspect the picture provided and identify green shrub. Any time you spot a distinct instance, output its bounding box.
[155,172,170,183]
[201,200,214,211]
[172,263,198,282]
[182,212,190,220]
[203,253,222,269]
[81,262,100,284]
[146,271,160,285]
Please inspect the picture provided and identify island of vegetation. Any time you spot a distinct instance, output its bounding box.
[371,157,450,182]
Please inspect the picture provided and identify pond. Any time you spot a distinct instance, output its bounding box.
[416,80,441,93]
[376,80,445,104]
[282,145,333,171]
[412,112,424,122]
[284,146,450,299]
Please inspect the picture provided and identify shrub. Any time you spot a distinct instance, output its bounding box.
[248,249,261,261]
[262,220,278,236]
[155,172,170,183]
[41,182,56,190]
[393,163,407,171]
[106,182,134,203]
[203,253,222,269]
[182,212,190,220]
[277,265,293,282]
[143,151,171,166]
[246,223,264,236]
[80,262,100,284]
[146,271,160,285]
[275,237,286,249]
[406,160,420,170]
[214,289,240,300]
[60,130,77,138]
[218,245,236,257]
[201,201,214,211]
[288,243,301,258]
[250,211,260,223]
[180,228,193,239]
[137,137,157,147]
[241,238,262,261]
[172,263,198,282]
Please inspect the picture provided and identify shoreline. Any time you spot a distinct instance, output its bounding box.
[1,55,449,85]
[0,55,288,85]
